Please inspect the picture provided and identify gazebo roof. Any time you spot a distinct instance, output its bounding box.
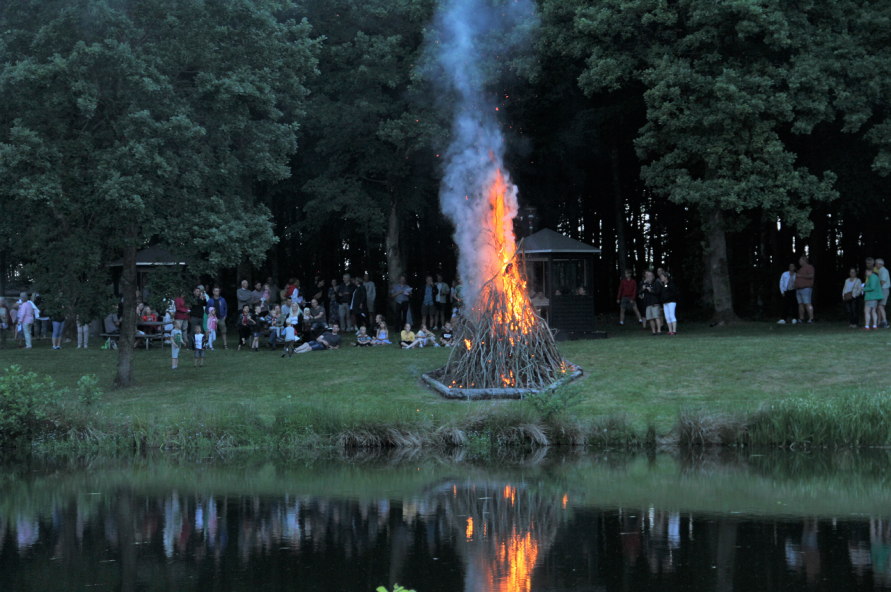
[108,245,187,267]
[520,228,600,254]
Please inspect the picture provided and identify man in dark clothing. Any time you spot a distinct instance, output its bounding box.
[336,274,355,331]
[293,323,342,353]
[638,271,664,335]
[207,286,229,349]
[189,287,207,347]
[350,277,368,329]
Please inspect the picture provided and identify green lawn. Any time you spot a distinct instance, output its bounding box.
[2,320,887,441]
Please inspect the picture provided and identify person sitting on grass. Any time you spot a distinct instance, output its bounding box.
[293,323,342,353]
[415,324,436,347]
[863,267,883,330]
[236,305,255,351]
[372,321,390,345]
[171,320,183,370]
[401,323,420,349]
[193,325,206,367]
[354,326,373,347]
[440,322,455,347]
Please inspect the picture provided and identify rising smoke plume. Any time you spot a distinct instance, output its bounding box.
[427,0,538,304]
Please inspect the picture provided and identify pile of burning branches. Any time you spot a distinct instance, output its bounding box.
[440,256,570,392]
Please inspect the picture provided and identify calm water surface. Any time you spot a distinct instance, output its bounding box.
[2,449,890,591]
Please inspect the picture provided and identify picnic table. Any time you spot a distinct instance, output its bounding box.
[137,321,170,350]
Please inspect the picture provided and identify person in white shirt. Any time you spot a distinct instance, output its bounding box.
[193,325,206,367]
[777,264,797,324]
[876,258,890,328]
[842,267,864,328]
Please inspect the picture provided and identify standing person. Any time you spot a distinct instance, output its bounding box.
[434,274,450,330]
[16,292,34,349]
[251,282,268,314]
[794,256,815,323]
[206,287,229,349]
[51,309,66,350]
[189,287,207,348]
[391,275,412,328]
[280,318,297,357]
[266,276,280,306]
[842,268,864,328]
[364,273,377,322]
[660,271,679,335]
[76,314,91,349]
[0,297,9,338]
[863,267,882,330]
[236,280,253,312]
[170,320,183,369]
[351,277,368,329]
[638,271,663,335]
[336,273,354,331]
[193,325,206,368]
[327,279,339,326]
[284,277,297,301]
[451,276,464,320]
[250,304,264,352]
[616,269,643,326]
[876,259,890,328]
[777,263,798,324]
[421,275,438,330]
[236,305,255,351]
[174,290,191,337]
[206,308,219,350]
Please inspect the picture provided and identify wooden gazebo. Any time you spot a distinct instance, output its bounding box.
[521,228,602,340]
[108,245,187,298]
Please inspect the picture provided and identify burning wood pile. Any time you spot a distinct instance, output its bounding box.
[426,169,578,397]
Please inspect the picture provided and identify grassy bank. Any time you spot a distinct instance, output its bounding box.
[2,320,890,451]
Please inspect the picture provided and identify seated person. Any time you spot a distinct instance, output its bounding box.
[415,324,436,347]
[440,322,455,347]
[141,306,158,333]
[354,326,373,347]
[400,324,420,349]
[104,308,121,335]
[307,298,327,334]
[372,321,390,345]
[293,323,342,353]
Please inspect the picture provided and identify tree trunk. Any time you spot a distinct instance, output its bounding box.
[704,209,738,323]
[114,237,138,388]
[386,197,403,319]
[610,145,628,274]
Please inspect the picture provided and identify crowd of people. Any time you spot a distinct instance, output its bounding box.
[778,256,890,330]
[615,267,679,335]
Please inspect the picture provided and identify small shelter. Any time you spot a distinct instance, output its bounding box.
[108,245,187,297]
[520,228,602,340]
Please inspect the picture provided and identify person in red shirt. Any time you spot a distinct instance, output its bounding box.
[173,290,191,340]
[616,269,643,326]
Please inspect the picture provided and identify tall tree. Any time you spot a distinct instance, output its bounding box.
[0,0,320,385]
[538,1,891,320]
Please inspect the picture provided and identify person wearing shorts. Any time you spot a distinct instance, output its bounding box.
[638,270,664,335]
[616,269,642,326]
[793,256,815,323]
[863,267,883,330]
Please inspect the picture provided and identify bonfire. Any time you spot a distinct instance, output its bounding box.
[435,168,573,394]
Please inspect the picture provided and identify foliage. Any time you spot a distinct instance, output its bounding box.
[377,585,416,592]
[76,375,102,408]
[0,365,62,445]
[525,383,584,420]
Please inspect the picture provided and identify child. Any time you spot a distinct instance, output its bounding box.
[280,318,296,358]
[237,305,255,351]
[372,321,390,345]
[251,304,264,352]
[170,320,183,369]
[864,267,882,330]
[416,324,435,348]
[401,323,419,349]
[354,326,373,347]
[193,325,206,367]
[206,308,218,350]
[440,322,455,347]
[266,308,282,350]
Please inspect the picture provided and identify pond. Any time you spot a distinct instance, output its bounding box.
[2,448,891,591]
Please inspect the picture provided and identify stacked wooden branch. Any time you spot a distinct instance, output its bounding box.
[441,264,567,390]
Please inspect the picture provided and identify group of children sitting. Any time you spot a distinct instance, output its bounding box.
[350,320,456,349]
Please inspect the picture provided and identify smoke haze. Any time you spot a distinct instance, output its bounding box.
[426,0,538,303]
